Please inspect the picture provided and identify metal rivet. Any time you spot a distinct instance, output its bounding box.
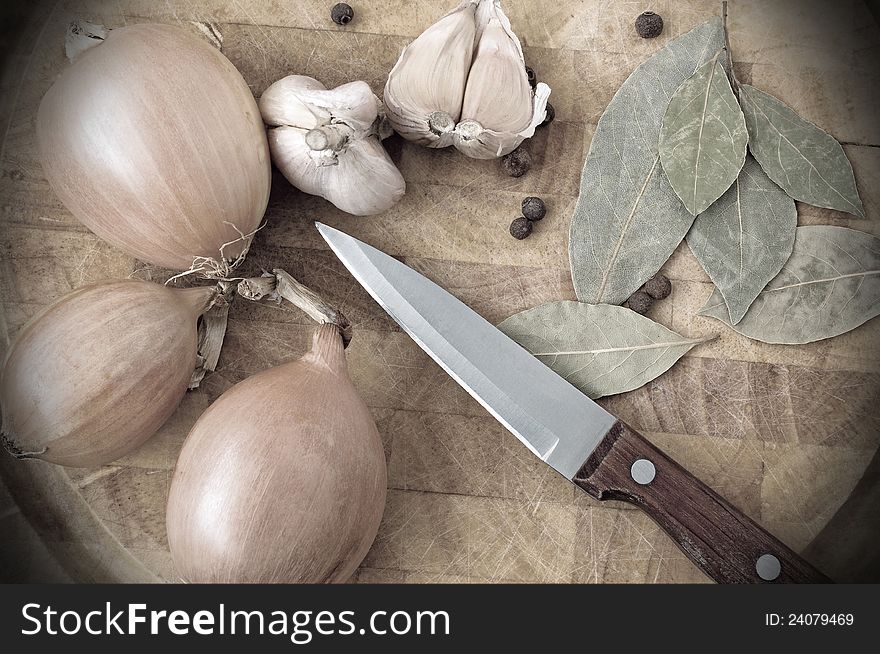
[630,459,656,485]
[756,554,781,581]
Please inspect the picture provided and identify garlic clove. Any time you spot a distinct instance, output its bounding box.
[453,2,546,159]
[258,75,330,129]
[268,126,329,197]
[335,138,406,215]
[312,81,382,134]
[260,76,380,137]
[268,126,405,216]
[462,13,531,133]
[383,1,478,147]
[453,82,551,159]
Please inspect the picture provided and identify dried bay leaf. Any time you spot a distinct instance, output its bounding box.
[700,225,880,344]
[687,156,796,325]
[569,18,725,305]
[498,302,715,399]
[740,84,864,217]
[659,50,748,216]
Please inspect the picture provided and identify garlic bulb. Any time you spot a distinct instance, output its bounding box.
[1,280,218,467]
[259,75,405,216]
[384,0,551,159]
[166,323,387,583]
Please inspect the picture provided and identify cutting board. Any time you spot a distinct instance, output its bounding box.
[1,0,879,583]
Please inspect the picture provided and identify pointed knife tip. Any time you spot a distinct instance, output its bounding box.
[314,221,339,244]
[314,222,358,263]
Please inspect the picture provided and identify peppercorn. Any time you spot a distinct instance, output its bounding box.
[540,102,555,127]
[502,146,532,177]
[509,217,533,240]
[331,3,354,25]
[525,65,537,89]
[521,197,546,221]
[643,273,671,299]
[635,11,663,38]
[626,290,654,314]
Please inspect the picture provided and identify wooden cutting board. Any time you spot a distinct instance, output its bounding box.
[1,0,878,583]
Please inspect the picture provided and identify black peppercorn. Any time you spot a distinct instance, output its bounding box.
[331,3,354,25]
[525,65,537,89]
[540,102,555,127]
[521,197,546,221]
[635,11,663,39]
[510,217,533,240]
[643,273,671,299]
[626,290,654,314]
[502,146,532,177]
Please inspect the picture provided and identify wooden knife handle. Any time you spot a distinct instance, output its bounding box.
[572,421,831,583]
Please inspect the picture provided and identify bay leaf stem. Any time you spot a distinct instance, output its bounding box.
[721,1,740,96]
[531,333,717,357]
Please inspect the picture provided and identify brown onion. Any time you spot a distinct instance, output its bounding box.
[37,23,271,274]
[1,280,218,467]
[166,323,386,583]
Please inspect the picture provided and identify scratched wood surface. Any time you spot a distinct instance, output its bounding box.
[1,0,878,583]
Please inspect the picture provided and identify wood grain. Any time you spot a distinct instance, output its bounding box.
[1,0,878,583]
[573,422,831,583]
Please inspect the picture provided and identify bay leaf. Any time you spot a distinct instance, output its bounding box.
[739,84,864,217]
[699,225,880,344]
[498,301,715,399]
[569,17,725,305]
[687,155,796,325]
[659,50,748,216]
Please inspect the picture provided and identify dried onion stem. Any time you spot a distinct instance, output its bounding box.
[189,281,236,389]
[236,269,352,347]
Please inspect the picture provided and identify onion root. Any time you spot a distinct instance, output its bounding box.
[165,220,265,285]
[1,432,46,460]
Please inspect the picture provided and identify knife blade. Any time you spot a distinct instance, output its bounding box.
[317,223,830,584]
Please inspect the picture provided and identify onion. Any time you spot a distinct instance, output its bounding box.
[166,321,386,583]
[1,280,219,467]
[36,23,271,274]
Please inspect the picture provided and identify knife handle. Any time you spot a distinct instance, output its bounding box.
[572,421,831,583]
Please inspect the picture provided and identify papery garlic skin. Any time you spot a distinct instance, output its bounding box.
[258,75,329,130]
[454,82,551,159]
[462,11,532,136]
[383,0,551,159]
[261,77,379,137]
[453,3,550,159]
[383,1,478,147]
[260,76,405,216]
[268,126,405,216]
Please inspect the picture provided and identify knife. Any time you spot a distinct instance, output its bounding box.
[317,223,830,584]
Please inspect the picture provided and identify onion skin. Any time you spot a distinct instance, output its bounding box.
[166,324,387,583]
[1,280,215,467]
[36,24,271,272]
